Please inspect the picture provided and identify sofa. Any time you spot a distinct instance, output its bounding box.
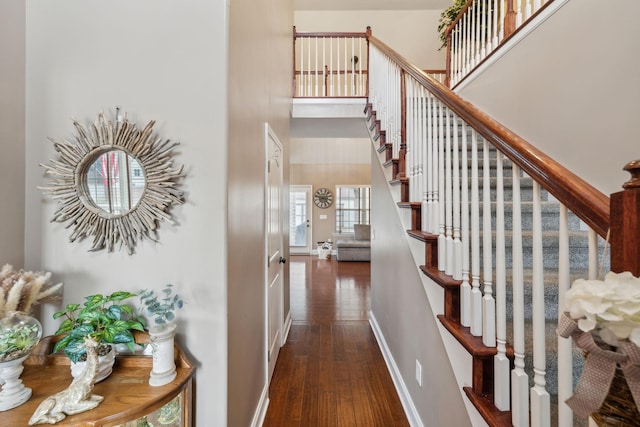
[335,224,371,262]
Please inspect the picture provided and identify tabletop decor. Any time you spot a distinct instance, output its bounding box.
[28,336,104,425]
[0,312,43,411]
[53,291,145,382]
[558,271,640,424]
[0,264,62,319]
[139,284,184,386]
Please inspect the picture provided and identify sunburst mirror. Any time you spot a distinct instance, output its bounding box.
[39,110,185,254]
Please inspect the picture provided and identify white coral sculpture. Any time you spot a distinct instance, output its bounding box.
[0,264,63,318]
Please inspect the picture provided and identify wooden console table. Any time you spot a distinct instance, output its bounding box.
[3,334,195,426]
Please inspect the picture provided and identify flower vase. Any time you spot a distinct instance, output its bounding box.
[149,323,177,387]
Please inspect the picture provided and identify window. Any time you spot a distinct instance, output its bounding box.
[335,185,370,233]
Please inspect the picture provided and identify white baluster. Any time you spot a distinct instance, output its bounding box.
[480,0,487,60]
[487,0,494,52]
[525,0,533,21]
[315,37,318,96]
[498,0,505,42]
[438,102,446,272]
[322,37,326,96]
[471,2,478,68]
[453,115,462,280]
[430,95,439,234]
[417,84,424,205]
[343,37,348,96]
[510,165,529,427]
[494,152,509,410]
[351,37,355,96]
[421,86,429,231]
[307,37,312,96]
[557,204,573,427]
[516,0,523,27]
[470,130,482,336]
[445,108,454,276]
[460,121,471,327]
[482,140,495,347]
[531,181,550,427]
[425,92,433,233]
[492,0,499,48]
[588,229,599,280]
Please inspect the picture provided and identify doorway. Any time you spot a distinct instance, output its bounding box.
[289,185,312,254]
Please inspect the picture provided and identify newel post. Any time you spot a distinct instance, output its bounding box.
[292,26,297,97]
[610,160,640,277]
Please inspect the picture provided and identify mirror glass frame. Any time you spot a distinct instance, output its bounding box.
[40,111,184,254]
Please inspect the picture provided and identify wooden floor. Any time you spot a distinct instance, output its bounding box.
[263,256,409,427]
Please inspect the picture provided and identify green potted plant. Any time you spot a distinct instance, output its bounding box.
[53,291,145,381]
[138,284,184,386]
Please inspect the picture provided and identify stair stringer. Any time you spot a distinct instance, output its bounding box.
[368,127,489,427]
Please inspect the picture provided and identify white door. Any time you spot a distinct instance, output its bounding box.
[289,185,312,254]
[265,123,284,383]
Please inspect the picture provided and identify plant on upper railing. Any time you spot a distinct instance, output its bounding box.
[53,291,145,363]
[138,284,184,330]
[438,0,467,49]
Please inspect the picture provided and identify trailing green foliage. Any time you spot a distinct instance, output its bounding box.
[438,0,467,49]
[139,284,184,328]
[53,291,145,363]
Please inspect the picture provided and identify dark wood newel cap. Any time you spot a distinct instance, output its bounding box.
[623,160,640,189]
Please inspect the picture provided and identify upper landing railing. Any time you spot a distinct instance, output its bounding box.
[445,0,558,87]
[293,27,445,98]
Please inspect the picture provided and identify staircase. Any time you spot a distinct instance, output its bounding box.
[292,26,640,427]
[365,101,610,426]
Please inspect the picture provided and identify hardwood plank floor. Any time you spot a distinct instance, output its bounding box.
[263,256,409,427]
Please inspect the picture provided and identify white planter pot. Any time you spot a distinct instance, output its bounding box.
[148,323,177,387]
[70,345,115,383]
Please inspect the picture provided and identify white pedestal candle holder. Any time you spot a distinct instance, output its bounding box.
[0,354,31,411]
[149,323,177,387]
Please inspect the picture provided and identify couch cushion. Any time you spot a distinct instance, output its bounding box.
[353,224,370,241]
[336,239,370,248]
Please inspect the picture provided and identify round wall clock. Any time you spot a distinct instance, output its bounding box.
[314,188,333,209]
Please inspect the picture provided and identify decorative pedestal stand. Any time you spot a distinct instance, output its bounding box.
[0,354,31,411]
[149,324,177,387]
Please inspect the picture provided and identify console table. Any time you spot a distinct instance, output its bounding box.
[3,333,194,426]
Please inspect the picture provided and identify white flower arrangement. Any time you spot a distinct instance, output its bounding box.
[565,271,640,347]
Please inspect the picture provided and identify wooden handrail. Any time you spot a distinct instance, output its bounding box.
[368,34,610,238]
[294,30,369,39]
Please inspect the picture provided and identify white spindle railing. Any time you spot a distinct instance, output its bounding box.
[362,37,611,427]
[447,0,553,86]
[293,31,368,97]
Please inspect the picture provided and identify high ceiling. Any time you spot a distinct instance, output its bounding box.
[295,0,452,10]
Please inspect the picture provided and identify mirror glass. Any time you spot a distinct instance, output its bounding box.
[85,150,145,215]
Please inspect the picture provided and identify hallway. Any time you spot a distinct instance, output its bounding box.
[263,255,410,426]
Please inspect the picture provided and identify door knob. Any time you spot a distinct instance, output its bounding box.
[279,257,287,264]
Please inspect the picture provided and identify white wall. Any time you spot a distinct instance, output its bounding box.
[0,1,25,267]
[370,147,472,426]
[25,1,229,424]
[227,0,293,425]
[295,10,446,69]
[457,0,640,196]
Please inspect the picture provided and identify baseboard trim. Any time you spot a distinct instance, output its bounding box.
[250,384,269,427]
[369,312,424,427]
[282,310,292,345]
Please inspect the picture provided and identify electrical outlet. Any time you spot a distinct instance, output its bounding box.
[415,360,422,387]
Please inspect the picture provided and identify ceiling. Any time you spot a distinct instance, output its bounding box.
[294,0,452,10]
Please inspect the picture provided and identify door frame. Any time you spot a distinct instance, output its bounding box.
[289,185,312,254]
